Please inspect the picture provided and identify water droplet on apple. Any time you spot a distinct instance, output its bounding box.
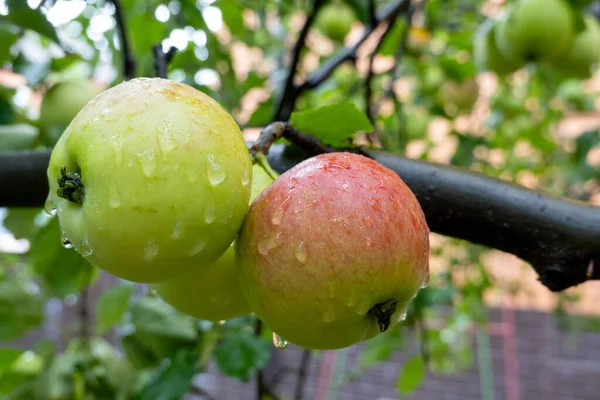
[189,238,208,256]
[204,200,216,224]
[258,234,279,256]
[218,320,226,325]
[356,301,371,316]
[421,270,430,289]
[142,83,151,90]
[327,282,335,298]
[157,119,177,156]
[322,309,335,322]
[295,241,307,263]
[44,197,57,216]
[365,236,372,247]
[172,221,183,239]
[347,293,358,307]
[186,168,199,183]
[207,155,226,186]
[114,140,124,167]
[137,149,156,177]
[61,231,72,249]
[273,332,289,349]
[271,208,283,225]
[79,238,94,257]
[241,168,250,186]
[398,312,407,322]
[109,185,120,208]
[144,239,159,259]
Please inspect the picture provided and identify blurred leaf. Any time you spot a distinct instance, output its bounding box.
[3,208,41,240]
[247,98,274,127]
[290,101,373,147]
[95,283,133,334]
[12,56,51,87]
[0,349,22,372]
[2,0,60,44]
[0,97,14,125]
[0,280,44,340]
[129,297,198,341]
[121,332,158,370]
[218,0,246,38]
[397,354,425,394]
[0,123,39,151]
[133,350,196,400]
[29,217,97,298]
[0,24,19,65]
[379,20,407,56]
[214,331,271,381]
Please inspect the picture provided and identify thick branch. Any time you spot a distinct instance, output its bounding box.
[277,0,411,121]
[152,45,177,79]
[273,0,326,121]
[110,0,136,80]
[2,145,599,292]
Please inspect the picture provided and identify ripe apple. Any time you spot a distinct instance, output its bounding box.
[235,152,430,350]
[152,163,276,321]
[315,2,355,43]
[544,15,600,79]
[39,79,102,146]
[494,0,575,63]
[46,77,253,283]
[473,18,523,75]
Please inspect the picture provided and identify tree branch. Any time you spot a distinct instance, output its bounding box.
[2,143,599,292]
[152,45,177,79]
[110,0,136,80]
[368,0,378,28]
[273,0,326,121]
[276,0,411,121]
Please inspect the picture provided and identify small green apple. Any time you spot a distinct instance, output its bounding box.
[544,14,600,79]
[473,18,523,75]
[236,153,430,350]
[494,0,575,63]
[46,77,253,283]
[152,163,276,321]
[39,79,102,146]
[316,2,355,43]
[436,78,479,116]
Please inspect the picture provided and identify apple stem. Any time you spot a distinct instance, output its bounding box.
[369,299,398,332]
[253,153,281,180]
[57,166,85,204]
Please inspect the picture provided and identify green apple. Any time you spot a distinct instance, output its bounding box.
[0,123,39,151]
[46,77,253,283]
[494,0,575,63]
[436,78,479,116]
[236,153,430,350]
[152,163,276,321]
[39,79,102,146]
[315,2,355,43]
[544,15,600,79]
[473,18,523,75]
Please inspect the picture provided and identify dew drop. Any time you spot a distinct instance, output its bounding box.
[79,238,94,257]
[356,301,371,316]
[142,83,151,90]
[61,231,72,249]
[347,293,358,307]
[365,236,373,247]
[258,234,279,256]
[271,209,283,226]
[115,140,124,167]
[144,239,159,259]
[186,167,199,183]
[322,309,335,322]
[137,149,156,177]
[44,197,57,216]
[421,270,430,289]
[207,155,226,186]
[295,241,307,263]
[218,320,226,325]
[109,185,120,208]
[398,312,408,322]
[189,239,208,256]
[327,282,335,299]
[204,201,216,224]
[172,221,183,239]
[157,120,177,156]
[241,168,250,186]
[273,333,289,350]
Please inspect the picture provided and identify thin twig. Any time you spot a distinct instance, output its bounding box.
[294,349,312,400]
[189,385,217,400]
[79,287,90,344]
[276,0,411,121]
[417,314,430,365]
[111,0,136,80]
[273,0,327,121]
[152,45,177,79]
[368,0,378,27]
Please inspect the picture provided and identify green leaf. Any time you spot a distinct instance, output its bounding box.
[0,349,23,372]
[0,123,39,151]
[0,24,19,65]
[0,280,44,340]
[218,0,246,38]
[2,0,60,44]
[290,101,373,147]
[129,297,198,341]
[214,331,271,381]
[3,208,41,240]
[133,350,196,400]
[28,217,97,298]
[247,98,273,127]
[95,283,133,334]
[397,354,425,394]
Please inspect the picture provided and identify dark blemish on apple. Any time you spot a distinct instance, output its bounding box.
[57,166,85,205]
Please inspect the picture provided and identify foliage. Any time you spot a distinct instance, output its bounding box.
[0,0,598,398]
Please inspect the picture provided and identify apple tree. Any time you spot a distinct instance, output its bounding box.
[0,0,599,399]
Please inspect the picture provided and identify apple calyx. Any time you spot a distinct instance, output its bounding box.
[369,299,398,332]
[57,166,85,204]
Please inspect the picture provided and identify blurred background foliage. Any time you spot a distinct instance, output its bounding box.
[0,0,599,398]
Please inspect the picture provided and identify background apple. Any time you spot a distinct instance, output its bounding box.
[46,77,253,283]
[473,18,523,75]
[315,2,355,43]
[236,153,430,350]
